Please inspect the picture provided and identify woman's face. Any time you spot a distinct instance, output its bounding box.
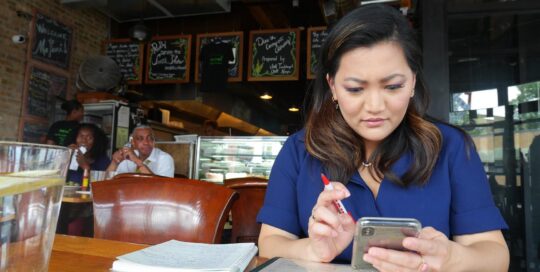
[76,128,94,150]
[327,41,415,149]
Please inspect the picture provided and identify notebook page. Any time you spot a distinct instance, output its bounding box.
[115,240,257,271]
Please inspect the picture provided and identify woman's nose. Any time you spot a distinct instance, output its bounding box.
[364,90,385,112]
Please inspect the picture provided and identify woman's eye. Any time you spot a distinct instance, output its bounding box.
[345,87,363,93]
[387,84,404,90]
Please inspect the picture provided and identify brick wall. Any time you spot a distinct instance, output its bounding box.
[0,0,108,140]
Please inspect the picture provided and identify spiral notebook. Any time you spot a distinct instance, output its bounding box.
[111,240,258,272]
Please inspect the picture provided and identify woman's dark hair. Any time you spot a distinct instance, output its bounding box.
[305,4,442,186]
[61,99,83,115]
[68,123,108,161]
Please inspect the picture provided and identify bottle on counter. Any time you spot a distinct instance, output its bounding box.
[82,168,90,191]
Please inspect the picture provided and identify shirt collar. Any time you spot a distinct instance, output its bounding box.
[347,151,413,186]
[134,148,157,164]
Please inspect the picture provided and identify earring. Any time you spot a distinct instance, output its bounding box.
[411,89,415,98]
[332,97,339,110]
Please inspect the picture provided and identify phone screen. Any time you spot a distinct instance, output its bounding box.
[351,217,421,270]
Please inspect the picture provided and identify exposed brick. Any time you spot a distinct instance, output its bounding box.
[0,0,108,140]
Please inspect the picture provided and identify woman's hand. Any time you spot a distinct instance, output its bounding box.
[362,227,453,272]
[75,149,91,170]
[307,181,356,262]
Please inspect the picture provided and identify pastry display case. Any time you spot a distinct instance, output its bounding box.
[195,136,287,183]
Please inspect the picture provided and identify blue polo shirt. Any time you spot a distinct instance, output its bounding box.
[257,123,507,263]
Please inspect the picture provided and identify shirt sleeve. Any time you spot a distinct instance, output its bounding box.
[155,152,174,177]
[92,155,111,171]
[257,134,304,236]
[448,129,508,235]
[116,160,135,174]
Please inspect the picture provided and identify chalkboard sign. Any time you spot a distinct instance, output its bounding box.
[195,32,243,82]
[307,27,328,79]
[248,29,300,81]
[31,12,72,69]
[21,119,49,144]
[105,39,144,84]
[26,66,68,119]
[146,35,191,84]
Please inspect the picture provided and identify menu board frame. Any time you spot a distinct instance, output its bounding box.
[195,31,244,83]
[306,27,328,80]
[146,34,192,84]
[103,38,144,85]
[30,10,73,69]
[18,62,70,142]
[248,28,300,81]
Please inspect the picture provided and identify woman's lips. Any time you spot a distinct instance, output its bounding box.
[363,118,385,127]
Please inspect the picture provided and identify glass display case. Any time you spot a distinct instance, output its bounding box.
[195,136,288,183]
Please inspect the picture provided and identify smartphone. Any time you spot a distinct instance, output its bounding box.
[351,217,421,271]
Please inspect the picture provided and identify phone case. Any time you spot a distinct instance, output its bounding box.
[351,217,421,271]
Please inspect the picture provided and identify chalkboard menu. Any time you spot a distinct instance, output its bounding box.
[248,29,300,81]
[31,12,72,69]
[307,27,328,79]
[105,39,144,84]
[146,35,191,84]
[21,120,49,144]
[26,66,68,119]
[195,32,243,82]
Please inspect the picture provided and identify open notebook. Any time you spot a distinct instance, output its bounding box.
[111,240,258,272]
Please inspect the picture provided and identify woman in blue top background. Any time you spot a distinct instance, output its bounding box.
[256,4,509,271]
[66,123,111,185]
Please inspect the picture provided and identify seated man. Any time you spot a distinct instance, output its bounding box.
[106,125,174,177]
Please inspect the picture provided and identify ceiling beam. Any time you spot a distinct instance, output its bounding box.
[246,5,275,29]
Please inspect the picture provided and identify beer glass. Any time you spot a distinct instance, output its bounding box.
[0,142,71,271]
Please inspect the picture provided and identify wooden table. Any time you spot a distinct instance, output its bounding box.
[62,191,92,203]
[49,234,266,272]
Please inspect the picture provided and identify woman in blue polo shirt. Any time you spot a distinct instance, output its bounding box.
[256,4,509,271]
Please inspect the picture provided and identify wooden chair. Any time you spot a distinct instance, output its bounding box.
[91,177,238,245]
[223,177,268,244]
[112,173,159,179]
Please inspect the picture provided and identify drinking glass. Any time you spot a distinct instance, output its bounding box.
[0,142,71,271]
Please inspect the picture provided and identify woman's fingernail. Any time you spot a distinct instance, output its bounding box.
[368,247,383,257]
[403,238,415,248]
[363,254,373,263]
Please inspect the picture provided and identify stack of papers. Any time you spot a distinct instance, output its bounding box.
[111,240,258,272]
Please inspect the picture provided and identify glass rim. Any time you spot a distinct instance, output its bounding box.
[0,141,71,151]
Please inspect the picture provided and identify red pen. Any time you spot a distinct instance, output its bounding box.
[321,173,349,214]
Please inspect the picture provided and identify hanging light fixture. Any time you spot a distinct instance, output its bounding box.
[288,105,300,112]
[260,92,272,100]
[129,20,151,42]
[129,0,151,42]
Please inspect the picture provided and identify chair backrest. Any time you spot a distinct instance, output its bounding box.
[223,177,268,244]
[91,177,237,245]
[113,173,159,179]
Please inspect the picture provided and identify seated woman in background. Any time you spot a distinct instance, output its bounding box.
[66,123,110,185]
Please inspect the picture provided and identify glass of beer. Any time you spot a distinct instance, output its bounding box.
[0,142,71,271]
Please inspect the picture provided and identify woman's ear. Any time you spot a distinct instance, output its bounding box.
[326,73,336,99]
[411,73,417,98]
